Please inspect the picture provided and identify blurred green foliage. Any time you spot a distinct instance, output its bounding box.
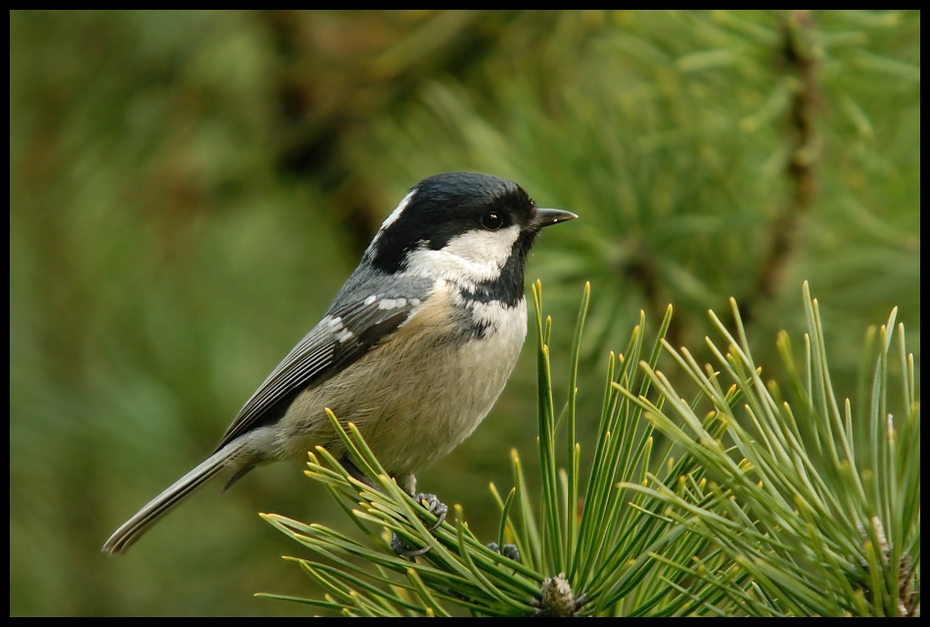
[10,10,919,616]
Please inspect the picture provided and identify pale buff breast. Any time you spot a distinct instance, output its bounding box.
[273,284,527,476]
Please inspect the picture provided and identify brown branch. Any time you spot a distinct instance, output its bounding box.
[739,10,820,328]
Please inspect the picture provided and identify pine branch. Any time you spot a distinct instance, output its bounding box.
[259,279,917,616]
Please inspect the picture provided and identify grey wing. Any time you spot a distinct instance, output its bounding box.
[214,297,417,451]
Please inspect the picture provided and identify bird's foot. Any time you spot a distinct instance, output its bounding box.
[486,542,521,563]
[412,492,448,529]
[391,492,448,557]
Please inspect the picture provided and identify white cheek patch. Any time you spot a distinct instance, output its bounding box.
[403,224,521,284]
[444,225,521,265]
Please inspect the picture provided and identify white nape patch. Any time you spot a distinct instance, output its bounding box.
[367,189,417,252]
[378,189,417,231]
[364,295,378,306]
[403,224,521,285]
[380,189,417,230]
[378,298,407,310]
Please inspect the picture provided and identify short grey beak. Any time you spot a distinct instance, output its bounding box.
[534,207,578,228]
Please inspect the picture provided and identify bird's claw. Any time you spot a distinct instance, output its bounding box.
[486,542,521,563]
[391,532,432,556]
[391,492,448,557]
[413,492,447,530]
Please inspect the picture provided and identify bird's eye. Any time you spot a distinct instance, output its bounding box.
[481,212,503,230]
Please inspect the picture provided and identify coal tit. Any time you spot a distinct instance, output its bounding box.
[103,172,576,554]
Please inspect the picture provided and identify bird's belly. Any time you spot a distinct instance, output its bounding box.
[276,299,527,476]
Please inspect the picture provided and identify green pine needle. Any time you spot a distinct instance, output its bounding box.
[261,280,918,616]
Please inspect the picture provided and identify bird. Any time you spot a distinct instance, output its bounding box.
[102,172,576,554]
